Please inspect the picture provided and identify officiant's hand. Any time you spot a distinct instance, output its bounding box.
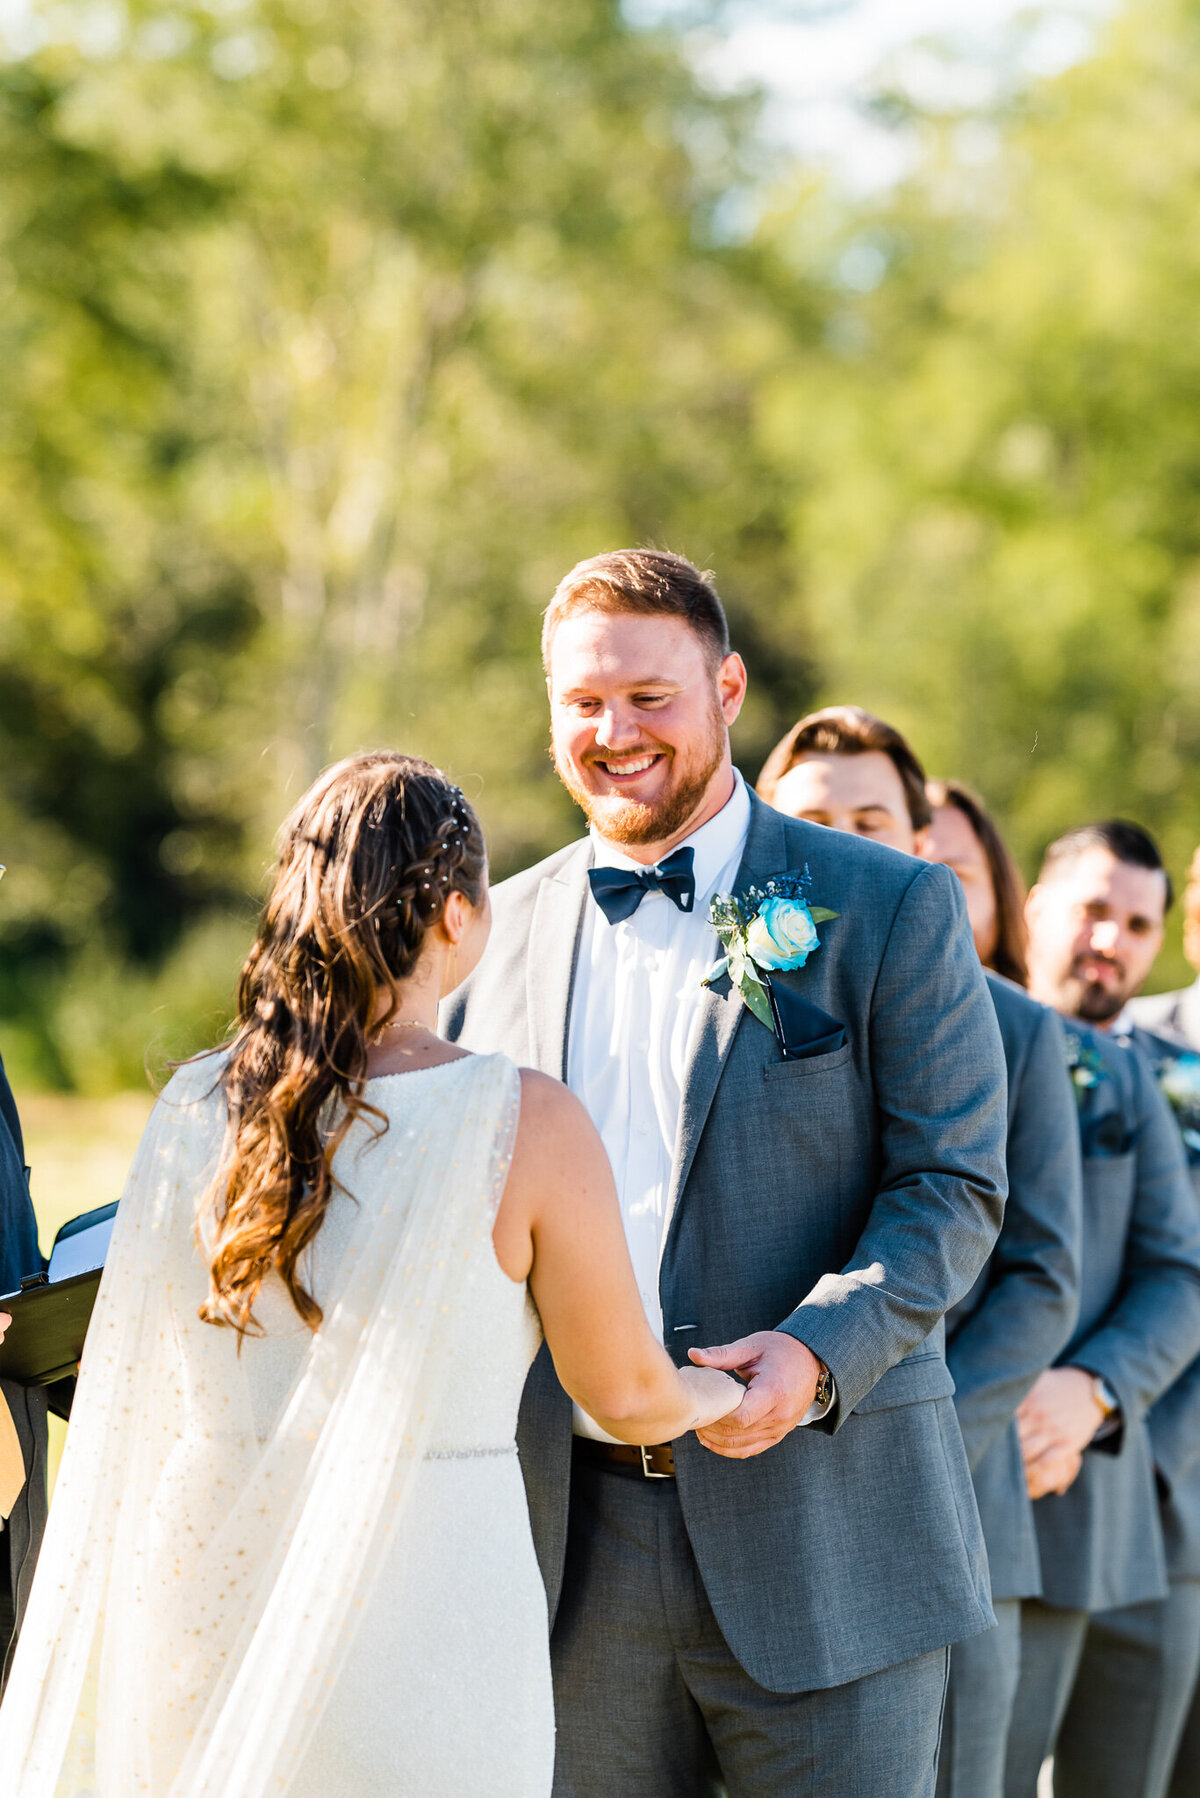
[688,1331,821,1458]
[0,1312,10,1343]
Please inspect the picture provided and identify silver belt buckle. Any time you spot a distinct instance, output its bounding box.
[639,1445,671,1479]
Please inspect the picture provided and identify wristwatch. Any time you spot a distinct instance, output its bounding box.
[1091,1374,1120,1420]
[812,1359,833,1411]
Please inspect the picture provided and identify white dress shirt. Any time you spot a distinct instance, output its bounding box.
[568,772,752,1441]
[567,770,833,1442]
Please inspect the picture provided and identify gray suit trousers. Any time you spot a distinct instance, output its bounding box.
[1004,1602,1089,1797]
[1054,1581,1200,1798]
[936,1600,1020,1798]
[1168,1667,1200,1797]
[552,1456,950,1798]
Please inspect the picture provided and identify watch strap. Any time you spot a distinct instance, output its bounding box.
[1092,1374,1120,1418]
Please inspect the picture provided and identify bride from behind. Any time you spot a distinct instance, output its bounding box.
[0,751,742,1798]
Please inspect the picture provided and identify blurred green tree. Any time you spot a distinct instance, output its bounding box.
[760,0,1200,984]
[0,50,259,1083]
[0,0,815,1086]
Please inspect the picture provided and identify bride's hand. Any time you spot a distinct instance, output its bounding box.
[0,1312,11,1344]
[678,1364,745,1431]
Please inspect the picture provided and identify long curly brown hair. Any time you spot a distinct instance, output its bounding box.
[199,751,486,1338]
[926,777,1029,988]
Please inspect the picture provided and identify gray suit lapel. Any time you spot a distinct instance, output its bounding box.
[527,843,591,1080]
[660,794,792,1265]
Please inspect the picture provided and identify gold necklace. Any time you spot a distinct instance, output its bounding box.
[378,1018,435,1033]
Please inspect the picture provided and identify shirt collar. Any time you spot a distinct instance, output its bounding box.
[589,770,751,905]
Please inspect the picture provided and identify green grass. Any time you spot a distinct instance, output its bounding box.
[18,1088,155,1254]
[14,1087,156,1487]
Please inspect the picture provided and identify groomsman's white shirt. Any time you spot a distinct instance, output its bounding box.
[568,771,834,1443]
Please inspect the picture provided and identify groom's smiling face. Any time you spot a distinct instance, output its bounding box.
[547,610,746,858]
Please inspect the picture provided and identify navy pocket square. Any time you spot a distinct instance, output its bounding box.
[765,982,848,1062]
[1080,1111,1136,1158]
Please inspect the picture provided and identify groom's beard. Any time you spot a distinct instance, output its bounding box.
[553,709,726,849]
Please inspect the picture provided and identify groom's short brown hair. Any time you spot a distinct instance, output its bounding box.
[542,548,730,670]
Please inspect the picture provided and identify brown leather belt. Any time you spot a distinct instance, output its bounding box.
[574,1437,676,1478]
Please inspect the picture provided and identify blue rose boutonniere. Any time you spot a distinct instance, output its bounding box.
[702,871,837,1039]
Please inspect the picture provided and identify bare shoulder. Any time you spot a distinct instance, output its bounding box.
[511,1070,606,1189]
[516,1067,597,1143]
[497,1070,606,1278]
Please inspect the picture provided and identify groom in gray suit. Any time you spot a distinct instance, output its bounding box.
[445,549,1009,1797]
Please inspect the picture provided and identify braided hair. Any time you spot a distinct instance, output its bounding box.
[200,752,486,1337]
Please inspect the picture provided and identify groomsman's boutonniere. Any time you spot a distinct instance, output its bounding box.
[702,872,837,1036]
[1153,1050,1200,1158]
[1064,1031,1105,1109]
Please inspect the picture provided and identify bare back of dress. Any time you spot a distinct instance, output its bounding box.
[0,1049,553,1798]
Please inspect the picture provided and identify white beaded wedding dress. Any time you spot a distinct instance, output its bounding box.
[0,1049,555,1798]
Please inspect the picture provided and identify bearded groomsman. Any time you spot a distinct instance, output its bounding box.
[447,553,1009,1798]
[760,710,1083,1798]
[1006,823,1200,1798]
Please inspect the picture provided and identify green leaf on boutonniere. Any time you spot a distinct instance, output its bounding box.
[736,972,775,1031]
[726,942,772,1027]
[808,906,839,925]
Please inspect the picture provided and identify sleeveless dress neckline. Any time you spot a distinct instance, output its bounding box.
[364,1056,477,1085]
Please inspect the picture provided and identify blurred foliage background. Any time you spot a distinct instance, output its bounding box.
[1,0,1198,1100]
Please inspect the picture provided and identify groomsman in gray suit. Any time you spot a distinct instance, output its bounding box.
[760,711,1083,1798]
[1114,836,1200,1798]
[1006,822,1200,1797]
[1122,845,1200,1798]
[445,550,1009,1797]
[1127,843,1200,1050]
[1111,1011,1200,1798]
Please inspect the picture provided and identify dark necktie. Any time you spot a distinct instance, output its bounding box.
[587,847,697,925]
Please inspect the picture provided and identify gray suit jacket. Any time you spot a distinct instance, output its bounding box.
[446,792,1009,1692]
[1118,1020,1200,1580]
[1128,980,1200,1053]
[946,976,1082,1601]
[1031,1023,1200,1612]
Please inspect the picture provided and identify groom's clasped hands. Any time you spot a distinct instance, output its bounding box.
[688,1330,824,1458]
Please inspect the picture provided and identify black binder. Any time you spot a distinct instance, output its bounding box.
[0,1201,117,1386]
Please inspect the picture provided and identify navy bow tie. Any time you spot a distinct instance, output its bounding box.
[588,847,697,925]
